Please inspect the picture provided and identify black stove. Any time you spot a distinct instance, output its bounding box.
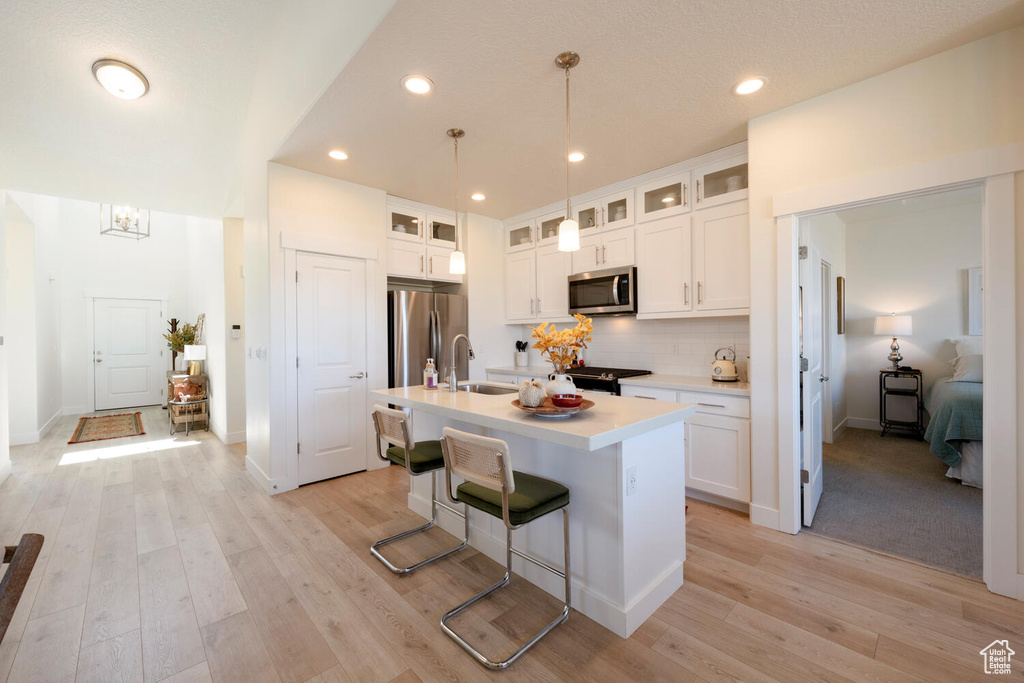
[564,366,652,395]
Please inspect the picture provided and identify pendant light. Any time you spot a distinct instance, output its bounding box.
[447,128,467,274]
[556,51,580,252]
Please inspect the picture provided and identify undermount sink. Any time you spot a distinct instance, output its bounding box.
[456,382,518,395]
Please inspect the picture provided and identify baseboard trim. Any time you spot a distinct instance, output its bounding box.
[222,430,246,445]
[1016,574,1024,601]
[0,460,10,487]
[749,503,781,531]
[846,417,882,431]
[63,405,88,417]
[245,455,274,494]
[9,431,39,446]
[833,416,849,442]
[686,489,750,514]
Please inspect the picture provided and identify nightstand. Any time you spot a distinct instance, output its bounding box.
[879,368,923,438]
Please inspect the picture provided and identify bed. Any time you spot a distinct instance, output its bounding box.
[924,379,983,487]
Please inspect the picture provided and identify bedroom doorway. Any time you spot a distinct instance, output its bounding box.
[798,187,985,577]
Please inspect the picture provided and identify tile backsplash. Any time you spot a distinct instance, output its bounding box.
[524,316,750,379]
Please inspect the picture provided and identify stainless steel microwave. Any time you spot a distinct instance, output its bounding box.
[568,266,637,316]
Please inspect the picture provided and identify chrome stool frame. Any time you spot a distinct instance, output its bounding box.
[370,405,468,574]
[439,428,570,669]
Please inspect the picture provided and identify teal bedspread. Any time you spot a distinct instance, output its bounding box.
[924,380,983,467]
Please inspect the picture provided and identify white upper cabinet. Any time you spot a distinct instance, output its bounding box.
[506,218,537,253]
[426,212,458,249]
[387,239,426,278]
[388,207,426,243]
[694,157,748,209]
[426,245,462,283]
[637,216,692,315]
[575,189,635,234]
[535,244,571,320]
[571,227,635,274]
[694,200,750,310]
[536,209,568,247]
[505,250,537,321]
[637,171,691,223]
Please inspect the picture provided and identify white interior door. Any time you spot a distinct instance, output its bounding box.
[94,298,165,411]
[800,238,824,526]
[297,253,367,485]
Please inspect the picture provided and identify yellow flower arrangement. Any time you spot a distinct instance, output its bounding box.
[529,314,594,374]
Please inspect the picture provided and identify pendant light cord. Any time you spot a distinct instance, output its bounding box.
[453,136,459,251]
[565,64,571,220]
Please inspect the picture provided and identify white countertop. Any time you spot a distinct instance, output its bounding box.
[371,383,695,452]
[486,367,751,397]
[619,374,751,397]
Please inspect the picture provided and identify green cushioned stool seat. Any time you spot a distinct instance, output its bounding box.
[456,471,570,526]
[386,440,445,474]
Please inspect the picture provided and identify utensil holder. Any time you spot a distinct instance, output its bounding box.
[514,351,529,367]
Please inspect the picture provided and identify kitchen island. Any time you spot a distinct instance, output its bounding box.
[370,382,696,638]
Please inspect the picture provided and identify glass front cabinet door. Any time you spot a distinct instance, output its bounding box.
[575,189,635,233]
[637,172,692,222]
[506,219,536,253]
[388,207,425,243]
[536,209,567,247]
[426,213,458,249]
[694,157,748,209]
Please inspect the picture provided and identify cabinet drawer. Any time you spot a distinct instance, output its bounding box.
[620,385,678,402]
[676,390,749,418]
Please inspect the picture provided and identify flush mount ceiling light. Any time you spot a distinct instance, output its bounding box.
[471,193,485,201]
[733,77,766,95]
[568,151,585,163]
[556,51,581,253]
[447,128,467,275]
[401,75,434,95]
[92,59,149,100]
[328,149,348,160]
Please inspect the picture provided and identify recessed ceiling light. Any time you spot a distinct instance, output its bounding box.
[92,59,149,100]
[568,152,585,162]
[471,193,485,201]
[328,150,348,160]
[734,77,766,95]
[401,75,434,95]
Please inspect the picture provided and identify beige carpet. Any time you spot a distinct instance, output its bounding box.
[807,427,982,578]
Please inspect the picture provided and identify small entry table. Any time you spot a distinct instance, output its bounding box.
[169,397,210,436]
[878,368,924,438]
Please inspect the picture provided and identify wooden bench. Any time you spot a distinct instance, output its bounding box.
[0,534,44,645]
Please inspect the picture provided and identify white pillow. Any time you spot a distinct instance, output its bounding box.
[948,337,983,357]
[948,354,983,382]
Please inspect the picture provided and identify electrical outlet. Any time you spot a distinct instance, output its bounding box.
[626,465,638,496]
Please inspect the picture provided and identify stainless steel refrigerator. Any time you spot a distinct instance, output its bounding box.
[388,291,469,388]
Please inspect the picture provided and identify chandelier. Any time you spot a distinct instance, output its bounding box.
[100,204,150,239]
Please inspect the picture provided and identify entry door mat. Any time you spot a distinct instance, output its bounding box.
[68,412,146,444]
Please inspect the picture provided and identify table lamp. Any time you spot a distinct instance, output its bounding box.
[184,344,206,376]
[874,313,912,370]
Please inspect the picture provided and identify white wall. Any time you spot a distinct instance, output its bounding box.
[843,200,982,426]
[747,24,1024,529]
[465,213,521,378]
[803,212,848,439]
[0,191,9,484]
[221,218,246,443]
[185,218,227,439]
[5,200,37,443]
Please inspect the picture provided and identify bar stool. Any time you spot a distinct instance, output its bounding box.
[370,405,468,574]
[438,427,570,669]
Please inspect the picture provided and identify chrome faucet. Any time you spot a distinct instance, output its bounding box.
[447,334,476,392]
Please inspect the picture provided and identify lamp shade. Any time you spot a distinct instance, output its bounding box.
[874,314,912,336]
[449,249,466,275]
[558,218,580,252]
[183,344,207,361]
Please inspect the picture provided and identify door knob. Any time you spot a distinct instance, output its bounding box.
[819,374,829,382]
[349,372,365,379]
[95,359,103,363]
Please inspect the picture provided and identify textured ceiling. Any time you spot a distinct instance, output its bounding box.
[0,0,279,217]
[837,185,982,224]
[275,0,1024,220]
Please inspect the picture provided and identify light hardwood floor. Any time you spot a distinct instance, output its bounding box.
[2,406,1022,682]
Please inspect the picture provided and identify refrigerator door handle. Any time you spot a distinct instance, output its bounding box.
[428,310,436,361]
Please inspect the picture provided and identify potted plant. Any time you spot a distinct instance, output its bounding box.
[529,314,593,396]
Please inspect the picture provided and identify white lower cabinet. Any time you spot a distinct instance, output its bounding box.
[620,384,751,503]
[684,413,750,502]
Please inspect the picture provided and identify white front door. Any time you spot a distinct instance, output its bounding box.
[94,298,166,410]
[800,237,824,526]
[296,253,368,485]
